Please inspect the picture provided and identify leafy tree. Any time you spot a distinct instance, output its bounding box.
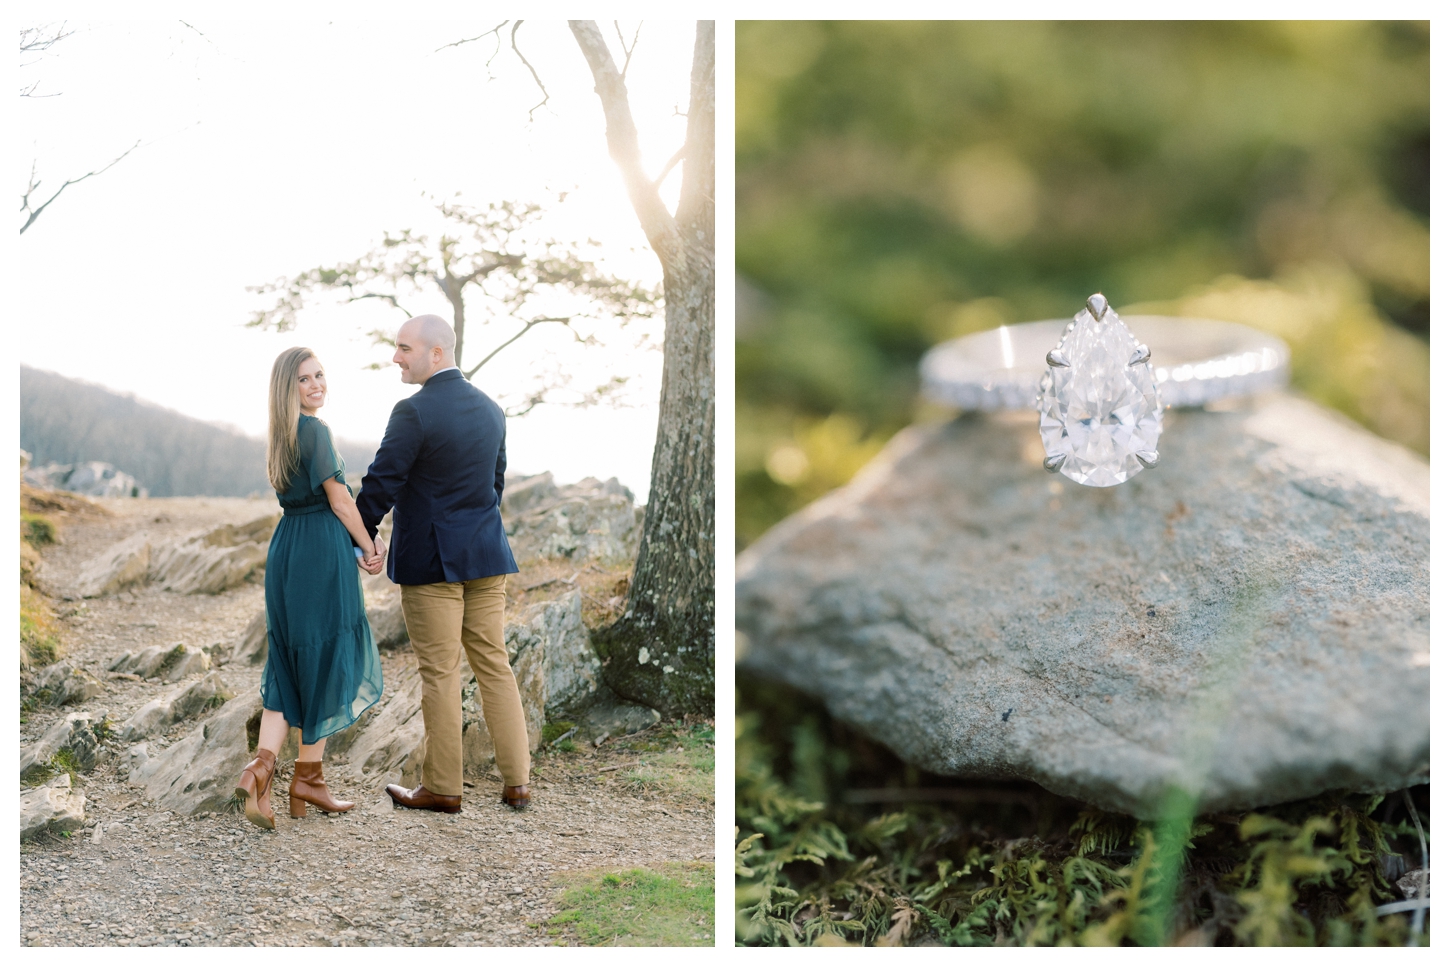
[246,196,660,414]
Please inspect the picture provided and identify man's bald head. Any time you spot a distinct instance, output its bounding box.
[393,314,458,385]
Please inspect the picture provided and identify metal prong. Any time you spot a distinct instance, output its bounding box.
[1128,344,1151,366]
[1135,450,1159,469]
[1046,348,1069,368]
[1086,293,1108,320]
[1043,453,1066,473]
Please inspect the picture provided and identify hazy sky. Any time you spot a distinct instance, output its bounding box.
[17,18,698,499]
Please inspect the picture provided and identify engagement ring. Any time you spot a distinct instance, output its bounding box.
[920,294,1290,487]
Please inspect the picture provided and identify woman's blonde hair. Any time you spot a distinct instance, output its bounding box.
[266,347,317,493]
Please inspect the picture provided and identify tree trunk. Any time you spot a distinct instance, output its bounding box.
[571,21,714,716]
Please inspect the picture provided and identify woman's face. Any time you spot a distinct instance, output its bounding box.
[296,356,326,414]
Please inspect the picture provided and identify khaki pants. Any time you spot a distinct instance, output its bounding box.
[400,576,530,795]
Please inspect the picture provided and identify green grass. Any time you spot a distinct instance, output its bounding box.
[21,511,57,546]
[736,675,1427,947]
[547,863,714,946]
[613,722,715,803]
[20,585,60,671]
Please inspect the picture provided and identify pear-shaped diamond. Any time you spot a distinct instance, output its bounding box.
[1038,296,1162,487]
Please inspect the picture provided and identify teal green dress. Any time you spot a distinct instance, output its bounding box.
[261,415,383,744]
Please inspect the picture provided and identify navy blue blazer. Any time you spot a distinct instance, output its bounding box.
[355,369,519,585]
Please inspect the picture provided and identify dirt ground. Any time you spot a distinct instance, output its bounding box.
[19,495,715,947]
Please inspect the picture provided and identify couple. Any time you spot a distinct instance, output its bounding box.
[233,314,531,830]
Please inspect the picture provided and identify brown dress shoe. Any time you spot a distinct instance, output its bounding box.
[502,784,530,809]
[386,783,461,813]
[234,748,278,830]
[289,760,355,817]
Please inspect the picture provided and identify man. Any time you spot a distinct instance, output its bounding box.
[355,314,530,812]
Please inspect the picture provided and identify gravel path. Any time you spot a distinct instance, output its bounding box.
[20,496,715,947]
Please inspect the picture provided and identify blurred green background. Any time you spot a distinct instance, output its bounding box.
[736,20,1429,551]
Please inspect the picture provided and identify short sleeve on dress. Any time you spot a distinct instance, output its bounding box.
[298,417,346,493]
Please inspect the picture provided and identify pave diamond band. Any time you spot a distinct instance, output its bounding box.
[921,316,1290,412]
[920,297,1290,487]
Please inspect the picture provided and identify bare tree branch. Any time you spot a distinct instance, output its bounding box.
[614,21,643,79]
[463,315,576,379]
[178,20,220,51]
[652,144,688,190]
[435,20,508,55]
[19,140,141,235]
[569,20,681,266]
[20,22,74,96]
[510,21,550,121]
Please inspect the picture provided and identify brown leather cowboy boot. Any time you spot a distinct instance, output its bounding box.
[288,760,355,817]
[234,748,278,830]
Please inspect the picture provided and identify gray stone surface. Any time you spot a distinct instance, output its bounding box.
[502,472,642,565]
[75,532,152,598]
[117,672,233,742]
[129,692,263,816]
[736,393,1429,819]
[109,643,211,682]
[20,774,86,840]
[21,712,103,782]
[365,595,411,650]
[30,661,104,706]
[514,590,601,717]
[573,688,662,741]
[230,608,268,665]
[148,515,276,594]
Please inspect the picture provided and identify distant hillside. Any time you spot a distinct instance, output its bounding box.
[20,366,377,498]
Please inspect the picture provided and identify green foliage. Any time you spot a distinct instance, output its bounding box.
[90,718,115,742]
[21,511,56,546]
[736,675,1423,946]
[735,21,1429,549]
[542,721,578,744]
[20,584,60,671]
[49,749,80,783]
[547,863,714,946]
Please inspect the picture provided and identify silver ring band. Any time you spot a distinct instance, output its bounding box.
[921,316,1290,411]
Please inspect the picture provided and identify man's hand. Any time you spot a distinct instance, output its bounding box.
[374,535,387,562]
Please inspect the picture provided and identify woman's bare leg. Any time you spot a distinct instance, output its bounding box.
[257,709,290,756]
[297,737,326,763]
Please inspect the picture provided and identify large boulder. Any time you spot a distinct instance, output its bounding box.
[75,532,152,598]
[148,514,277,594]
[117,672,232,742]
[20,774,86,840]
[24,460,144,498]
[129,692,263,816]
[21,712,103,782]
[737,393,1430,819]
[503,472,642,565]
[365,595,411,650]
[109,643,211,682]
[516,590,601,717]
[230,609,268,665]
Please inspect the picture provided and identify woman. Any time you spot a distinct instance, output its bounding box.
[234,347,385,830]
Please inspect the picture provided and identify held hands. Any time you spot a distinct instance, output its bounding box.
[356,537,386,575]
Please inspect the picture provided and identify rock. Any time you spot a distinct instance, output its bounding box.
[572,687,662,739]
[74,532,152,598]
[1397,869,1428,900]
[736,393,1430,819]
[30,661,104,706]
[513,590,601,716]
[108,643,211,682]
[129,692,263,816]
[21,712,102,782]
[503,472,642,564]
[230,609,268,665]
[117,672,233,742]
[329,665,425,787]
[23,460,145,498]
[20,774,86,840]
[148,514,277,594]
[366,595,410,650]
